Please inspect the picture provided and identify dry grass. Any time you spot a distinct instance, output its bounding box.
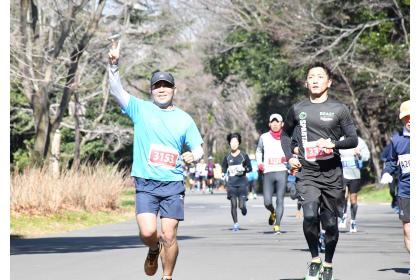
[11,163,131,215]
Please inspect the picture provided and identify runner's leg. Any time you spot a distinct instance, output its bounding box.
[350,193,358,220]
[302,201,321,259]
[263,173,275,212]
[160,218,180,277]
[274,171,287,227]
[320,207,339,263]
[230,196,238,223]
[137,213,159,249]
[238,194,247,216]
[403,222,410,252]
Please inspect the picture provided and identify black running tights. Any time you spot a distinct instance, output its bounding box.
[230,196,246,223]
[302,202,339,263]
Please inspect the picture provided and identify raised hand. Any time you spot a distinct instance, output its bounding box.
[108,38,121,65]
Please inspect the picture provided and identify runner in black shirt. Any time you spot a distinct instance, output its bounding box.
[281,62,358,280]
[222,133,253,232]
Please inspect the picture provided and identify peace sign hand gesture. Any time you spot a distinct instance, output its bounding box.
[108,38,121,65]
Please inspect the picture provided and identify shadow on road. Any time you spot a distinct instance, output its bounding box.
[378,267,410,274]
[11,235,201,255]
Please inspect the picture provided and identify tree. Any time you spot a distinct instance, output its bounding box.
[193,0,409,181]
[11,0,106,166]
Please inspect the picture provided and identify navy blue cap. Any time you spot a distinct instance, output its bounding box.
[151,71,175,86]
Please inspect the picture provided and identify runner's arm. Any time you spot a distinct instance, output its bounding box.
[243,154,253,173]
[192,145,204,161]
[383,138,399,175]
[333,105,358,149]
[256,136,264,165]
[108,65,130,109]
[281,107,297,160]
[359,138,370,161]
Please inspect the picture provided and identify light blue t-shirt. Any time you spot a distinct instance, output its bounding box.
[124,96,203,181]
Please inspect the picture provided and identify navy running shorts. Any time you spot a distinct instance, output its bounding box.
[134,177,185,221]
[226,185,248,200]
[398,197,410,223]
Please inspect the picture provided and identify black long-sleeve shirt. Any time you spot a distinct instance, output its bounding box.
[222,150,252,187]
[281,97,358,171]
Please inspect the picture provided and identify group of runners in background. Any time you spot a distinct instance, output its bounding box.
[108,40,410,280]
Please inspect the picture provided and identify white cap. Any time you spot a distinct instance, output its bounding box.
[269,113,283,122]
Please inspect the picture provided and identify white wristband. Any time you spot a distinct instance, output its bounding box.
[191,146,204,162]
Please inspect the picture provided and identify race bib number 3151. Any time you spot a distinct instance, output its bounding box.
[148,144,179,169]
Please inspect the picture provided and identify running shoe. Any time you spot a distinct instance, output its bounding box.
[161,276,172,280]
[318,231,326,253]
[232,223,240,232]
[349,220,358,233]
[273,225,281,235]
[268,212,276,225]
[241,207,247,216]
[253,193,257,199]
[305,261,323,280]
[322,266,334,280]
[338,217,347,229]
[144,242,162,276]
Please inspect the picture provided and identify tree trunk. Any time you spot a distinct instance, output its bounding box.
[50,129,61,178]
[31,92,51,165]
[73,93,81,170]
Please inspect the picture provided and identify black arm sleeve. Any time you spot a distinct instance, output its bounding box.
[291,126,300,154]
[281,106,297,160]
[243,153,253,173]
[334,105,358,149]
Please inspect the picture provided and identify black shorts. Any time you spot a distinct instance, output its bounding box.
[296,167,345,217]
[343,178,362,193]
[227,185,248,200]
[398,197,410,223]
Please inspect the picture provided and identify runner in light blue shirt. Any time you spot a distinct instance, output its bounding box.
[108,39,203,280]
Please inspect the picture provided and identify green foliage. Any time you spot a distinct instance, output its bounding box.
[10,84,34,170]
[12,143,32,171]
[206,30,304,132]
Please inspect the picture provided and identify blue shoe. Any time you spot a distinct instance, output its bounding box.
[232,223,239,232]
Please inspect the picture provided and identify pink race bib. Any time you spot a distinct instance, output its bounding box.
[148,144,178,169]
[304,141,333,161]
[268,157,286,165]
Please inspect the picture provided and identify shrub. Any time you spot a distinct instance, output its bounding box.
[11,163,130,214]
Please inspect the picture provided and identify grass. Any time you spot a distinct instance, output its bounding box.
[11,184,391,238]
[357,184,392,203]
[11,189,136,238]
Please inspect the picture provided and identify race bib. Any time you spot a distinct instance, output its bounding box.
[228,164,245,176]
[341,156,357,168]
[148,144,179,169]
[268,157,286,166]
[304,141,333,161]
[398,154,410,174]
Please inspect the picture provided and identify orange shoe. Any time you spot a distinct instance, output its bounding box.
[144,242,162,276]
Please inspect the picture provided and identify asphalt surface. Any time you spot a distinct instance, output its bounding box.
[11,191,410,280]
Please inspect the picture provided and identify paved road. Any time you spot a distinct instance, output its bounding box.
[11,191,409,280]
